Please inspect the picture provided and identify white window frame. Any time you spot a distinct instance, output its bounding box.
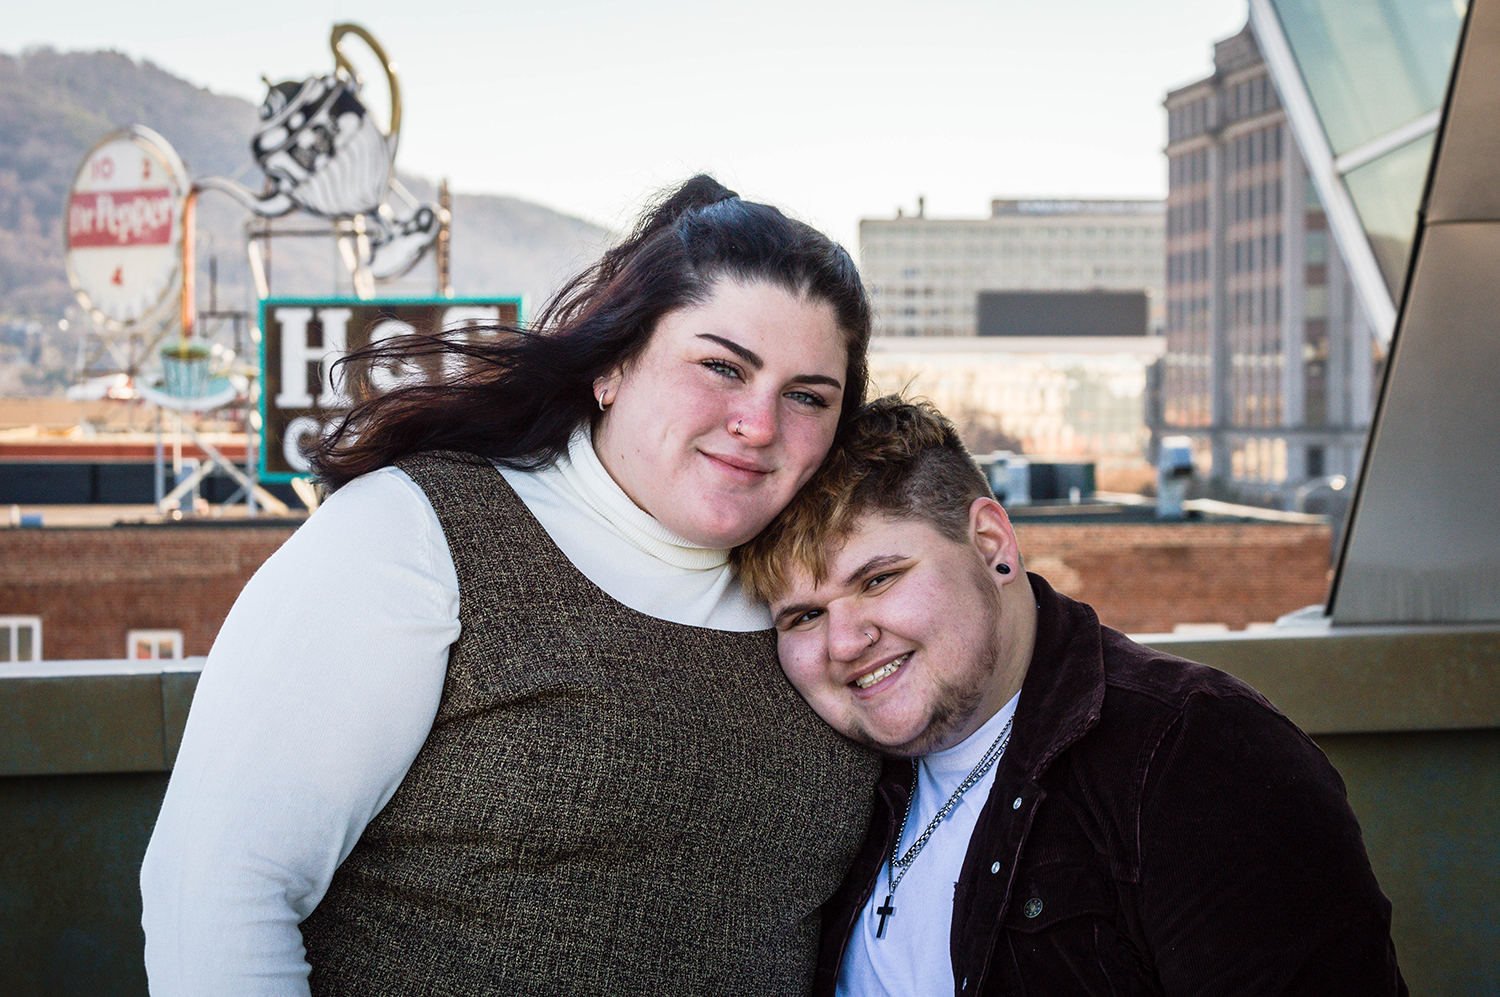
[127,629,184,661]
[1,616,43,664]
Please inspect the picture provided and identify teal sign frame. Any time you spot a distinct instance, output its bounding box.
[258,296,523,482]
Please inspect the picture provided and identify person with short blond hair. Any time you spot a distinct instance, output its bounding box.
[738,394,1407,996]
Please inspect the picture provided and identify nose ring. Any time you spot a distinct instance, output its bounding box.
[734,419,744,436]
[864,630,876,648]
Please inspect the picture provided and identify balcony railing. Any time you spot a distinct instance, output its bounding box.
[2,626,1497,995]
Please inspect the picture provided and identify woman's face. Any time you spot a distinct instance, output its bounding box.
[593,278,848,549]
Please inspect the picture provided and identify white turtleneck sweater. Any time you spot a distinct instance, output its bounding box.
[140,431,769,997]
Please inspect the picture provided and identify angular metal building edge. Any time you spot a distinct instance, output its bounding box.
[1330,0,1500,624]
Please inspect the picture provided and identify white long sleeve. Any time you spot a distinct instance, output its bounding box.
[141,468,460,996]
[141,440,768,995]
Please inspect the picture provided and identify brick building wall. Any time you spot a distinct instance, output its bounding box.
[1015,520,1333,633]
[0,519,1333,662]
[0,523,299,661]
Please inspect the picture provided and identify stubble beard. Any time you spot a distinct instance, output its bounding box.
[852,562,1008,758]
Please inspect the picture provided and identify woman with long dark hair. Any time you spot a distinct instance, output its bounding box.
[141,176,880,996]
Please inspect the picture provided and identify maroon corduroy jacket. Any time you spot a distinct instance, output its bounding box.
[813,574,1407,996]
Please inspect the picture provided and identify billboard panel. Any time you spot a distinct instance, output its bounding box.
[976,290,1148,338]
[260,298,522,480]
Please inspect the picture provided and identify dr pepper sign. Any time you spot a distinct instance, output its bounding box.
[64,126,190,331]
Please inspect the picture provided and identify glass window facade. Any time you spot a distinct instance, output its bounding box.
[1273,0,1463,156]
[1,617,42,663]
[1344,131,1438,289]
[1260,0,1465,310]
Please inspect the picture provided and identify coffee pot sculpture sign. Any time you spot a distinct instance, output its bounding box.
[197,23,439,281]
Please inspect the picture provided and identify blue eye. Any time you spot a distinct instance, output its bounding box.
[786,388,831,409]
[702,359,742,380]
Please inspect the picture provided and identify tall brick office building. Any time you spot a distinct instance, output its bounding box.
[1162,24,1380,503]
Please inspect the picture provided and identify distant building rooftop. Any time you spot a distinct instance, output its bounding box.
[990,198,1164,217]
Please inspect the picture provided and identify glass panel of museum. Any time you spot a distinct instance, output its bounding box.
[1271,0,1464,155]
[1344,133,1438,291]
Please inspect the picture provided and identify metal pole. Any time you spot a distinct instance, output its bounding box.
[438,179,453,297]
[246,411,259,517]
[154,407,164,511]
[181,187,198,341]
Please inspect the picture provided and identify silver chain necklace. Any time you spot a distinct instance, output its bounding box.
[873,714,1014,940]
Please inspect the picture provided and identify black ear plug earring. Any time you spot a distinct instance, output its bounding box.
[996,563,1012,575]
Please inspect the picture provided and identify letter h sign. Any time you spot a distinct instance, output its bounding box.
[273,307,355,409]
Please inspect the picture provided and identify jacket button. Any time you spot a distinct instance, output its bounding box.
[990,861,1001,874]
[1024,898,1043,918]
[1012,797,1022,809]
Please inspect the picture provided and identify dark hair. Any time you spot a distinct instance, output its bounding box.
[308,175,871,490]
[735,394,994,600]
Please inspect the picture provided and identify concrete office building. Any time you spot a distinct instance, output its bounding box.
[859,199,1165,338]
[1162,24,1379,502]
[866,329,1164,466]
[858,201,1165,472]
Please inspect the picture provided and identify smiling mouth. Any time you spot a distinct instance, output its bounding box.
[853,652,910,690]
[704,451,772,478]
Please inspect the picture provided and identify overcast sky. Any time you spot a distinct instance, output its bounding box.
[11,0,1247,246]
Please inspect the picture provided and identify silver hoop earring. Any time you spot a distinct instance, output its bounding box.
[597,394,607,412]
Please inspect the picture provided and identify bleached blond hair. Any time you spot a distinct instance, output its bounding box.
[735,394,994,601]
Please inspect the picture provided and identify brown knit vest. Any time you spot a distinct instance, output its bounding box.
[300,452,879,996]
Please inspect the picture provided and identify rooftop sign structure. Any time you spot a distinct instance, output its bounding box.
[63,126,189,334]
[191,23,443,300]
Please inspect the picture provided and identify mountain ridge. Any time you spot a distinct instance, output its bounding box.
[0,47,612,393]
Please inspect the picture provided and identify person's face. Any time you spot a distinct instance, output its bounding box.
[771,502,1025,756]
[593,278,848,548]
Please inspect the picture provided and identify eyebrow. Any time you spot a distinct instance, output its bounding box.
[697,333,844,390]
[771,553,909,626]
[841,553,907,588]
[771,601,817,628]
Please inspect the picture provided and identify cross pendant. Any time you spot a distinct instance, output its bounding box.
[875,895,896,938]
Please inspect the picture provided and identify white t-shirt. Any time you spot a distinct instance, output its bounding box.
[140,431,768,997]
[836,692,1022,997]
